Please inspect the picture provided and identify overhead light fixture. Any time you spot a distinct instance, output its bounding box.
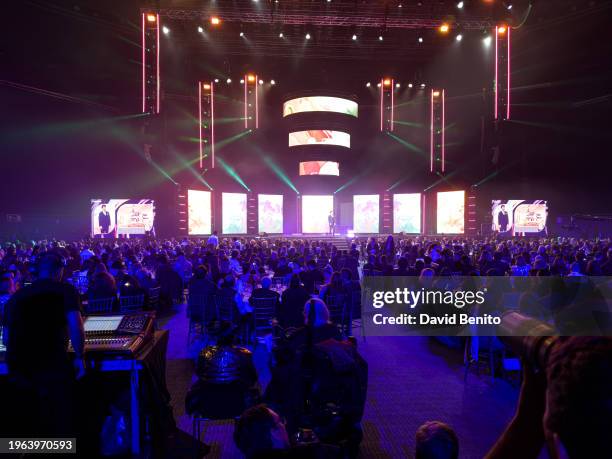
[259,79,264,85]
[483,35,492,46]
[439,23,450,33]
[203,83,211,90]
[418,37,424,43]
[240,32,244,37]
[383,79,392,87]
[408,83,413,88]
[214,78,219,83]
[146,14,157,23]
[457,1,464,9]
[497,25,507,34]
[197,26,204,33]
[507,4,513,10]
[433,90,440,97]
[366,82,371,87]
[377,83,382,87]
[378,35,384,41]
[352,34,357,40]
[210,16,220,25]
[456,34,463,41]
[305,33,311,40]
[279,32,284,38]
[271,80,276,85]
[226,78,232,84]
[240,79,245,83]
[162,26,170,34]
[421,83,426,88]
[396,83,400,88]
[247,74,256,83]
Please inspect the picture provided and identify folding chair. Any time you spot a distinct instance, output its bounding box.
[325,294,348,336]
[85,297,115,315]
[119,294,145,314]
[187,294,216,345]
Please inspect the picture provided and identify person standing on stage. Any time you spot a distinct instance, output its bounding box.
[2,252,85,437]
[497,204,509,233]
[328,211,335,236]
[98,204,111,236]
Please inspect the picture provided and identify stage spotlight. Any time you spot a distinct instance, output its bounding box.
[305,33,311,40]
[162,26,170,34]
[146,14,157,23]
[271,80,276,85]
[383,79,391,87]
[240,32,245,37]
[507,4,513,10]
[421,83,426,88]
[279,32,284,38]
[418,37,423,43]
[377,83,382,88]
[456,34,463,41]
[439,23,450,33]
[203,83,211,90]
[396,83,400,88]
[497,25,507,34]
[457,1,464,9]
[240,79,244,83]
[226,78,232,84]
[247,74,256,83]
[433,90,440,97]
[210,16,221,25]
[259,79,264,85]
[214,78,219,83]
[366,82,371,87]
[378,35,384,41]
[197,26,204,33]
[398,3,403,8]
[483,35,492,46]
[408,83,413,88]
[352,34,357,40]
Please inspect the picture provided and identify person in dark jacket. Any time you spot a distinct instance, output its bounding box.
[279,274,311,328]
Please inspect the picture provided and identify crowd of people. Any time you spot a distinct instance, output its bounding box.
[0,232,611,458]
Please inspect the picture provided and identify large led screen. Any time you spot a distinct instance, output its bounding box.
[302,195,334,233]
[353,195,380,233]
[289,130,350,149]
[299,161,340,176]
[283,96,358,117]
[91,199,155,237]
[258,194,283,234]
[393,193,421,234]
[437,191,465,234]
[492,200,548,235]
[222,193,247,234]
[188,189,212,235]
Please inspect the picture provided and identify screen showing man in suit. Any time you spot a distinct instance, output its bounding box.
[491,200,548,235]
[91,199,155,237]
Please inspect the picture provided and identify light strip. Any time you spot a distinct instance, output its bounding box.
[141,14,145,113]
[198,82,202,168]
[244,75,248,129]
[430,89,434,172]
[156,14,160,113]
[422,194,426,234]
[255,74,259,129]
[390,79,394,131]
[442,89,445,173]
[494,26,498,120]
[211,81,215,168]
[507,27,511,120]
[379,79,383,131]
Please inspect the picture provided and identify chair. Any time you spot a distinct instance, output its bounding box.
[349,289,366,342]
[187,294,216,345]
[148,286,161,310]
[119,294,145,314]
[464,336,506,383]
[250,296,277,340]
[215,294,237,323]
[325,294,348,336]
[85,297,115,315]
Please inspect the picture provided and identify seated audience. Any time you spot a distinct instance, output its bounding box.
[415,421,459,459]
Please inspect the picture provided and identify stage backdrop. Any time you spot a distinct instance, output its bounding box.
[492,200,548,235]
[393,193,421,234]
[91,199,155,237]
[258,194,283,234]
[302,195,333,233]
[437,191,465,234]
[188,189,212,235]
[222,192,247,234]
[353,195,380,233]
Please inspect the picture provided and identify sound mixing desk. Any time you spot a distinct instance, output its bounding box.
[78,313,155,355]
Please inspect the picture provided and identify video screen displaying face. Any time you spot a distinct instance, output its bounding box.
[299,161,340,176]
[258,194,283,234]
[283,96,358,117]
[222,192,247,234]
[91,199,155,237]
[302,195,334,233]
[393,193,421,234]
[289,130,350,148]
[437,191,465,234]
[188,189,212,235]
[492,200,548,234]
[353,195,379,233]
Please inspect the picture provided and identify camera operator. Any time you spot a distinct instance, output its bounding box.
[485,336,612,459]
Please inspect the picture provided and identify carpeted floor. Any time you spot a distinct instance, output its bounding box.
[159,304,520,458]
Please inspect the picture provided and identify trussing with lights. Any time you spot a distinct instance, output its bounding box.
[494,25,511,120]
[198,81,215,169]
[379,78,395,132]
[142,12,160,113]
[430,89,446,174]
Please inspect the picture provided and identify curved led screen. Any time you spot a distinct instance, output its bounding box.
[299,161,339,176]
[283,96,358,117]
[289,130,350,148]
